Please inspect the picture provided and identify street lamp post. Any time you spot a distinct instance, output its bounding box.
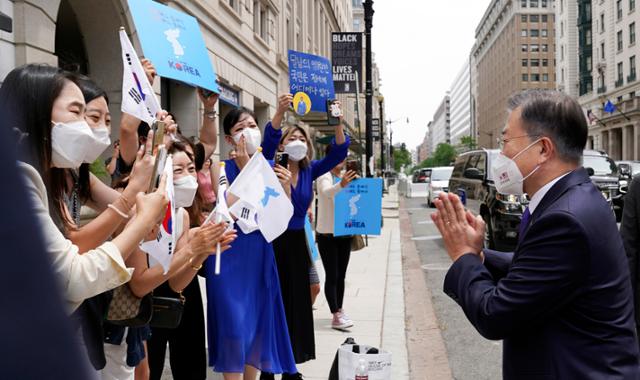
[378,95,384,175]
[364,0,374,177]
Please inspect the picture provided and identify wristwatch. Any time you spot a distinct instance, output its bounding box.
[204,110,217,120]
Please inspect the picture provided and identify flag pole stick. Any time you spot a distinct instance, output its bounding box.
[215,212,222,275]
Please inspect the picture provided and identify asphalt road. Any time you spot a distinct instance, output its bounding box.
[403,196,502,380]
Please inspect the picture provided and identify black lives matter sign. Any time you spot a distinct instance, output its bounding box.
[332,32,362,94]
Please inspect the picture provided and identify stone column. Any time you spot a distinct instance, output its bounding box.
[623,126,631,160]
[635,123,640,161]
[12,1,59,66]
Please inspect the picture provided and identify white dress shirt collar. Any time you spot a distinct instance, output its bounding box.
[528,172,571,214]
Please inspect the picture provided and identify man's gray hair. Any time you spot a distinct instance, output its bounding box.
[507,89,587,163]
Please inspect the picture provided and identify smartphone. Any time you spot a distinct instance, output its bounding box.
[326,99,341,126]
[150,120,166,156]
[148,146,168,193]
[346,160,359,174]
[276,152,289,168]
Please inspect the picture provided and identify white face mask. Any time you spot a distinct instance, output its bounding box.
[83,126,111,163]
[173,175,198,208]
[233,127,262,155]
[284,140,308,161]
[51,120,108,168]
[491,139,542,195]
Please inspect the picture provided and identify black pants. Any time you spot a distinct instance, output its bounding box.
[317,234,352,314]
[148,280,206,380]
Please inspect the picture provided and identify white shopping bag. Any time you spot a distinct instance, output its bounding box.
[338,344,392,380]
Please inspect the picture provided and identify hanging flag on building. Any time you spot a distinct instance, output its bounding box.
[604,100,617,114]
[119,28,161,126]
[127,0,218,93]
[228,150,293,242]
[140,155,175,274]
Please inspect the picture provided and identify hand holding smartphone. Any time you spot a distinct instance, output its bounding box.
[326,99,341,126]
[276,152,289,168]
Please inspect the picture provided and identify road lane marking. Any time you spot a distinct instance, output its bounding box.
[411,235,442,241]
[421,264,450,271]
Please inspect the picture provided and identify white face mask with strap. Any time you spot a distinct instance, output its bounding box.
[173,175,199,208]
[284,140,308,161]
[491,139,542,195]
[233,127,262,155]
[51,120,111,168]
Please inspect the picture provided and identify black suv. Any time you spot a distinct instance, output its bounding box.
[448,149,526,250]
[448,149,620,251]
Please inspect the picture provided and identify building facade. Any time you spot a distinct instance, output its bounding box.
[471,0,557,149]
[449,60,471,146]
[555,0,580,97]
[430,95,451,150]
[0,0,363,160]
[576,0,640,160]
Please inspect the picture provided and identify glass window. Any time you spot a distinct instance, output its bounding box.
[587,56,593,70]
[530,29,540,37]
[601,42,605,59]
[531,58,540,66]
[531,73,541,81]
[542,0,548,7]
[618,30,624,50]
[541,44,548,52]
[522,44,528,52]
[631,22,636,45]
[542,15,548,22]
[531,44,540,52]
[522,73,529,81]
[618,62,624,81]
[601,14,605,33]
[531,0,539,7]
[542,58,549,66]
[530,15,539,22]
[521,0,527,7]
[586,29,592,45]
[522,59,528,66]
[522,15,528,22]
[542,73,549,81]
[522,29,528,37]
[583,156,618,176]
[618,0,623,20]
[631,0,636,12]
[542,29,548,37]
[631,56,637,77]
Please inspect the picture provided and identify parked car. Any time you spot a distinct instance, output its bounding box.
[448,149,526,250]
[583,150,621,219]
[615,160,640,194]
[427,166,454,207]
[412,168,432,183]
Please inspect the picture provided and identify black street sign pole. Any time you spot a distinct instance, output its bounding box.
[364,0,374,177]
[379,96,384,175]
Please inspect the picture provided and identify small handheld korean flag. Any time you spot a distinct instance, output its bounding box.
[228,149,293,242]
[119,27,161,125]
[140,155,175,274]
[212,162,233,275]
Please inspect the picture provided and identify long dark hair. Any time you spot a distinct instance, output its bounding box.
[0,64,78,231]
[72,74,110,204]
[222,107,256,136]
[169,137,206,228]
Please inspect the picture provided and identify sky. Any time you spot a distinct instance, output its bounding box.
[373,0,493,149]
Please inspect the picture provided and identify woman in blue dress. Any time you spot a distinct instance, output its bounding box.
[204,107,297,380]
[259,96,350,379]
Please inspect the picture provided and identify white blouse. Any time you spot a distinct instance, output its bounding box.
[19,162,133,313]
[315,172,345,234]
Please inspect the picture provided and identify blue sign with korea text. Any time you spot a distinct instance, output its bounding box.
[334,178,382,236]
[128,0,218,92]
[288,49,335,113]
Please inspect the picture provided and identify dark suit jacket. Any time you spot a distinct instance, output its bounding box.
[621,175,640,332]
[444,168,640,379]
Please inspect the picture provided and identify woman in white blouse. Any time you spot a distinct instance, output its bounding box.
[315,150,358,330]
[0,64,168,313]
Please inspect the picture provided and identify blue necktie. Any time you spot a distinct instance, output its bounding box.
[518,207,531,242]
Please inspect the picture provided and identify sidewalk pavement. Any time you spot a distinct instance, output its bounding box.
[297,185,409,379]
[163,187,409,380]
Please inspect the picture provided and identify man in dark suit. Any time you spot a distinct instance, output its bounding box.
[432,89,640,379]
[621,175,640,347]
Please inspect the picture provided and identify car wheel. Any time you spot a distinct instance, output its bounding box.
[483,214,495,250]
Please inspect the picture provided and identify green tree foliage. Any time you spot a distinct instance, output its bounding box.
[393,143,412,172]
[415,143,457,169]
[458,136,477,152]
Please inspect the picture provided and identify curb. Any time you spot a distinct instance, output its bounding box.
[399,197,453,380]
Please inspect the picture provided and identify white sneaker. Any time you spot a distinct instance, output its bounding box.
[338,310,354,325]
[332,315,354,330]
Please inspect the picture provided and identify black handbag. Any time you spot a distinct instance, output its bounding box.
[149,293,185,329]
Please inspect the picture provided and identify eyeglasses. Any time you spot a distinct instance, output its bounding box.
[497,134,540,149]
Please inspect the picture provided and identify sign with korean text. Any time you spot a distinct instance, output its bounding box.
[331,32,362,94]
[288,49,335,113]
[128,0,218,92]
[334,178,383,236]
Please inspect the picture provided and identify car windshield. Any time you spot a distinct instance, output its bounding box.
[583,155,618,176]
[431,167,453,181]
[632,163,640,174]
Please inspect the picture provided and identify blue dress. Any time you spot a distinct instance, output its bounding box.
[204,159,297,374]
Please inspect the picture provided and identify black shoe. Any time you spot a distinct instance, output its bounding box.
[259,372,275,380]
[282,373,304,380]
